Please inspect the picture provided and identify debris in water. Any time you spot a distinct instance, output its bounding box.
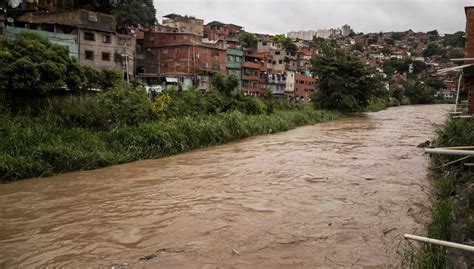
[383,228,397,235]
[139,254,158,262]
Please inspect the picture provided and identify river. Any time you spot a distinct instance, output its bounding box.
[0,105,450,268]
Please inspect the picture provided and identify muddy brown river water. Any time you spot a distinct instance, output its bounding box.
[0,105,450,268]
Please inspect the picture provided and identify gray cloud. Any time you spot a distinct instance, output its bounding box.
[154,0,471,34]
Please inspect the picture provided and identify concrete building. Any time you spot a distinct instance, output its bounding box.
[15,9,135,78]
[257,38,297,97]
[287,30,316,41]
[143,31,226,90]
[297,46,314,74]
[226,47,243,90]
[341,24,351,37]
[242,50,267,96]
[162,13,204,36]
[316,29,331,39]
[295,74,316,101]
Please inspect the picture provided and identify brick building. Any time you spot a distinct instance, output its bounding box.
[295,74,316,101]
[242,50,267,96]
[204,21,243,41]
[465,6,474,114]
[162,13,204,36]
[143,31,226,90]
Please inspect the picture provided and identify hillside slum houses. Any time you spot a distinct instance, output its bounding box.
[0,5,460,101]
[0,7,316,100]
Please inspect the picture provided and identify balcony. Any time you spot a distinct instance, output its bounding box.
[242,74,262,81]
[243,61,266,70]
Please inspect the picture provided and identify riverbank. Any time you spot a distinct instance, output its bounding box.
[0,105,342,182]
[406,117,474,268]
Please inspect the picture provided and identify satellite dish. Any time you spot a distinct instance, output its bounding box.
[9,0,22,9]
[7,18,14,24]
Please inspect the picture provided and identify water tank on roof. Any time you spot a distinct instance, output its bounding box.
[9,0,23,8]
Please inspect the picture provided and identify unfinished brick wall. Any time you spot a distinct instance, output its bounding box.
[465,7,474,114]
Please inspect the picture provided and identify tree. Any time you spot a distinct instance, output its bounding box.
[422,43,441,57]
[353,43,364,52]
[112,0,156,28]
[273,34,297,54]
[311,45,385,112]
[447,48,465,64]
[427,30,439,37]
[403,78,435,104]
[56,0,157,28]
[238,32,257,49]
[443,31,465,48]
[391,32,404,41]
[425,76,444,90]
[210,73,239,96]
[0,32,85,98]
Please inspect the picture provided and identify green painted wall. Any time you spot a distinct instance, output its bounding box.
[226,48,243,90]
[6,26,79,59]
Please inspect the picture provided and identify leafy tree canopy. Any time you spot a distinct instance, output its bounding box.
[311,43,385,112]
[443,31,465,48]
[238,32,258,49]
[422,43,441,58]
[273,34,297,54]
[427,30,439,36]
[54,0,156,28]
[0,32,84,97]
[403,78,435,104]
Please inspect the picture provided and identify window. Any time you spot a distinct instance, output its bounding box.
[212,63,220,70]
[84,32,95,41]
[162,48,168,54]
[102,35,111,43]
[236,57,241,62]
[275,51,280,55]
[85,50,94,60]
[279,60,283,64]
[175,48,180,54]
[212,50,219,56]
[102,52,110,61]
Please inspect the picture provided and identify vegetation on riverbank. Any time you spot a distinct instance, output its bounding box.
[0,103,341,182]
[405,118,474,268]
[311,39,450,114]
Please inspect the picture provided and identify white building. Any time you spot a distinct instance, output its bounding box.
[287,30,316,41]
[341,24,351,36]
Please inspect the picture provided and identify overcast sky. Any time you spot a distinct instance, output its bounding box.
[154,0,472,35]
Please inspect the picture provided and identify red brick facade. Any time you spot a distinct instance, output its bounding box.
[465,7,474,114]
[143,32,226,76]
[295,74,316,101]
[242,51,267,96]
[204,23,242,41]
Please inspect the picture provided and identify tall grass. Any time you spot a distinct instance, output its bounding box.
[404,118,474,268]
[0,104,342,181]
